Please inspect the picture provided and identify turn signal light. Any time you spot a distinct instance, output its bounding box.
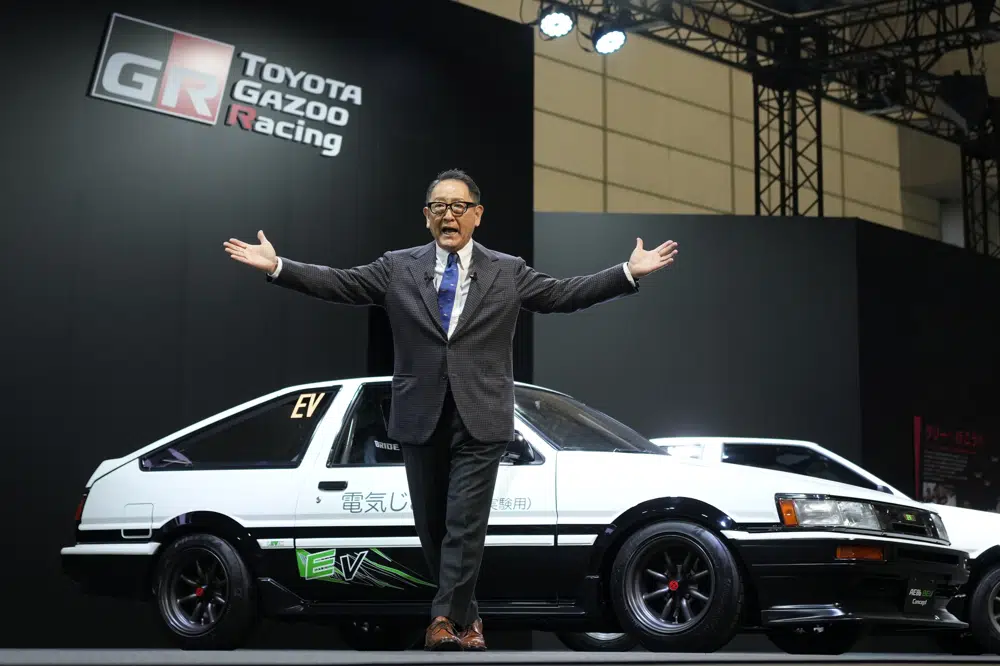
[778,499,798,526]
[836,545,884,561]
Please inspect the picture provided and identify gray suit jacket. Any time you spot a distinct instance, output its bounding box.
[268,241,639,444]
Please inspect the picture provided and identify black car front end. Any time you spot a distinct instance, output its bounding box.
[733,494,970,633]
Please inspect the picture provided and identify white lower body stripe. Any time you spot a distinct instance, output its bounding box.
[293,534,556,549]
[61,543,160,556]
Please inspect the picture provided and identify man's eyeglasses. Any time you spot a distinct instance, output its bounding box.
[427,201,477,216]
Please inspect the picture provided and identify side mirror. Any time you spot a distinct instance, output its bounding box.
[501,431,536,465]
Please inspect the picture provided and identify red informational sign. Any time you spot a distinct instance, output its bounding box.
[914,415,997,512]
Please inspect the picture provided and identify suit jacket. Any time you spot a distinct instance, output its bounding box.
[268,240,639,444]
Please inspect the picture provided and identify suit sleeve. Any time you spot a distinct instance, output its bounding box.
[266,252,393,306]
[515,258,639,314]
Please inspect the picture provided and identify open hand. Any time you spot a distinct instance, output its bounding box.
[627,238,678,279]
[224,230,277,273]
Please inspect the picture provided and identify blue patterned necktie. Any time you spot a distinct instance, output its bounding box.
[437,252,459,332]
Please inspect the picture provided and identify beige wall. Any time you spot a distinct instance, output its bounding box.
[456,0,943,239]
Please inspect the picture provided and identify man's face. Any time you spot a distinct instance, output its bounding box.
[424,179,482,252]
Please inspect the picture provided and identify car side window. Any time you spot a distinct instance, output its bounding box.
[140,387,338,471]
[722,443,880,491]
[329,382,403,467]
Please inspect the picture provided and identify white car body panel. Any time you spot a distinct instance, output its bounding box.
[553,450,941,530]
[71,386,956,558]
[651,436,1000,560]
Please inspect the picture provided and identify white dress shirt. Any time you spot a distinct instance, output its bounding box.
[268,242,635,339]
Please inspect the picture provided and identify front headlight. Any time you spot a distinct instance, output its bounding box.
[778,496,881,531]
[930,512,949,543]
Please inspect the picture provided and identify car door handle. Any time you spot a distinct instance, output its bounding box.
[318,481,348,491]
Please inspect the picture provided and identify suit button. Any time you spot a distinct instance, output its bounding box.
[441,375,448,381]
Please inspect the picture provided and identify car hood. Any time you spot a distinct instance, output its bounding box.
[610,451,929,509]
[923,502,1000,557]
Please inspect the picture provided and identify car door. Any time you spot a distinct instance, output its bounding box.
[290,380,561,605]
[292,381,432,603]
[474,418,559,602]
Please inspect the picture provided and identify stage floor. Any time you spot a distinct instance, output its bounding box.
[1,652,999,666]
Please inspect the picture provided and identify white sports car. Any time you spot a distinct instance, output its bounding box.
[648,436,1000,654]
[61,378,970,653]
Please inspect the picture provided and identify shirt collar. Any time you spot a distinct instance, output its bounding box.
[436,238,474,269]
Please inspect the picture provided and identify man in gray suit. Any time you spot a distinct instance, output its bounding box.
[223,169,678,650]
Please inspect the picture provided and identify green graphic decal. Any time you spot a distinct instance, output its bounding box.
[296,547,435,589]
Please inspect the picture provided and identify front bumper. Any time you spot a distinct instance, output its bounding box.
[730,534,970,631]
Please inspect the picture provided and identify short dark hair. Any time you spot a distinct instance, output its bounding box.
[426,169,481,204]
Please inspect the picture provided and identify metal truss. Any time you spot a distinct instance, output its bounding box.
[547,0,1000,142]
[753,65,824,217]
[545,0,1000,221]
[961,138,1000,258]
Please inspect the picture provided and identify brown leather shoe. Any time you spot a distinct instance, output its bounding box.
[424,616,462,651]
[459,618,486,651]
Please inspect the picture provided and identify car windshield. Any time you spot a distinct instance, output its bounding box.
[514,386,664,454]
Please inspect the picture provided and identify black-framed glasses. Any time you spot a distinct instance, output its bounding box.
[427,201,477,216]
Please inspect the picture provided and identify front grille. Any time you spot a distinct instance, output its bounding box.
[875,504,937,540]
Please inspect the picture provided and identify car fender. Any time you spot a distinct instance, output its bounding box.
[585,496,741,576]
[967,545,1000,588]
[152,511,264,573]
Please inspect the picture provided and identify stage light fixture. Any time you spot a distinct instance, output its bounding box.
[538,4,574,39]
[593,23,626,54]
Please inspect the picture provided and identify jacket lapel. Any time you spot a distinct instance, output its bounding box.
[406,242,447,338]
[451,243,499,340]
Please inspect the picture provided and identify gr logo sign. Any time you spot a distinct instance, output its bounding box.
[90,13,234,125]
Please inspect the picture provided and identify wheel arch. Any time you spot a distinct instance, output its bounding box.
[586,497,760,622]
[147,511,263,595]
[962,545,1000,617]
[969,546,1000,585]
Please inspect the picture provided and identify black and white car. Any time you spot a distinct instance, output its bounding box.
[644,436,1000,654]
[61,379,970,653]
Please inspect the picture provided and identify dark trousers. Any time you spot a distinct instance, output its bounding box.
[400,388,507,628]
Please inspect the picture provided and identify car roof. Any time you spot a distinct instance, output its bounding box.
[109,376,573,464]
[651,436,821,446]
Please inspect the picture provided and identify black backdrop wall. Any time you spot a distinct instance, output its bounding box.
[534,212,1000,512]
[0,0,533,647]
[857,223,1000,506]
[532,213,864,461]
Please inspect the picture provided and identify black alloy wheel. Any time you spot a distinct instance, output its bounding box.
[162,547,229,635]
[154,533,257,650]
[624,536,715,633]
[610,520,743,652]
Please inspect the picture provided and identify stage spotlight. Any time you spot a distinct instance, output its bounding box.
[539,5,574,38]
[593,24,626,54]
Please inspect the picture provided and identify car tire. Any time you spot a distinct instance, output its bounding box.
[554,631,640,652]
[965,565,1000,654]
[153,533,257,650]
[338,619,423,650]
[766,624,863,654]
[609,520,743,653]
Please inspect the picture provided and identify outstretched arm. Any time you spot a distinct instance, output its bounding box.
[268,255,391,306]
[516,238,677,314]
[224,231,391,306]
